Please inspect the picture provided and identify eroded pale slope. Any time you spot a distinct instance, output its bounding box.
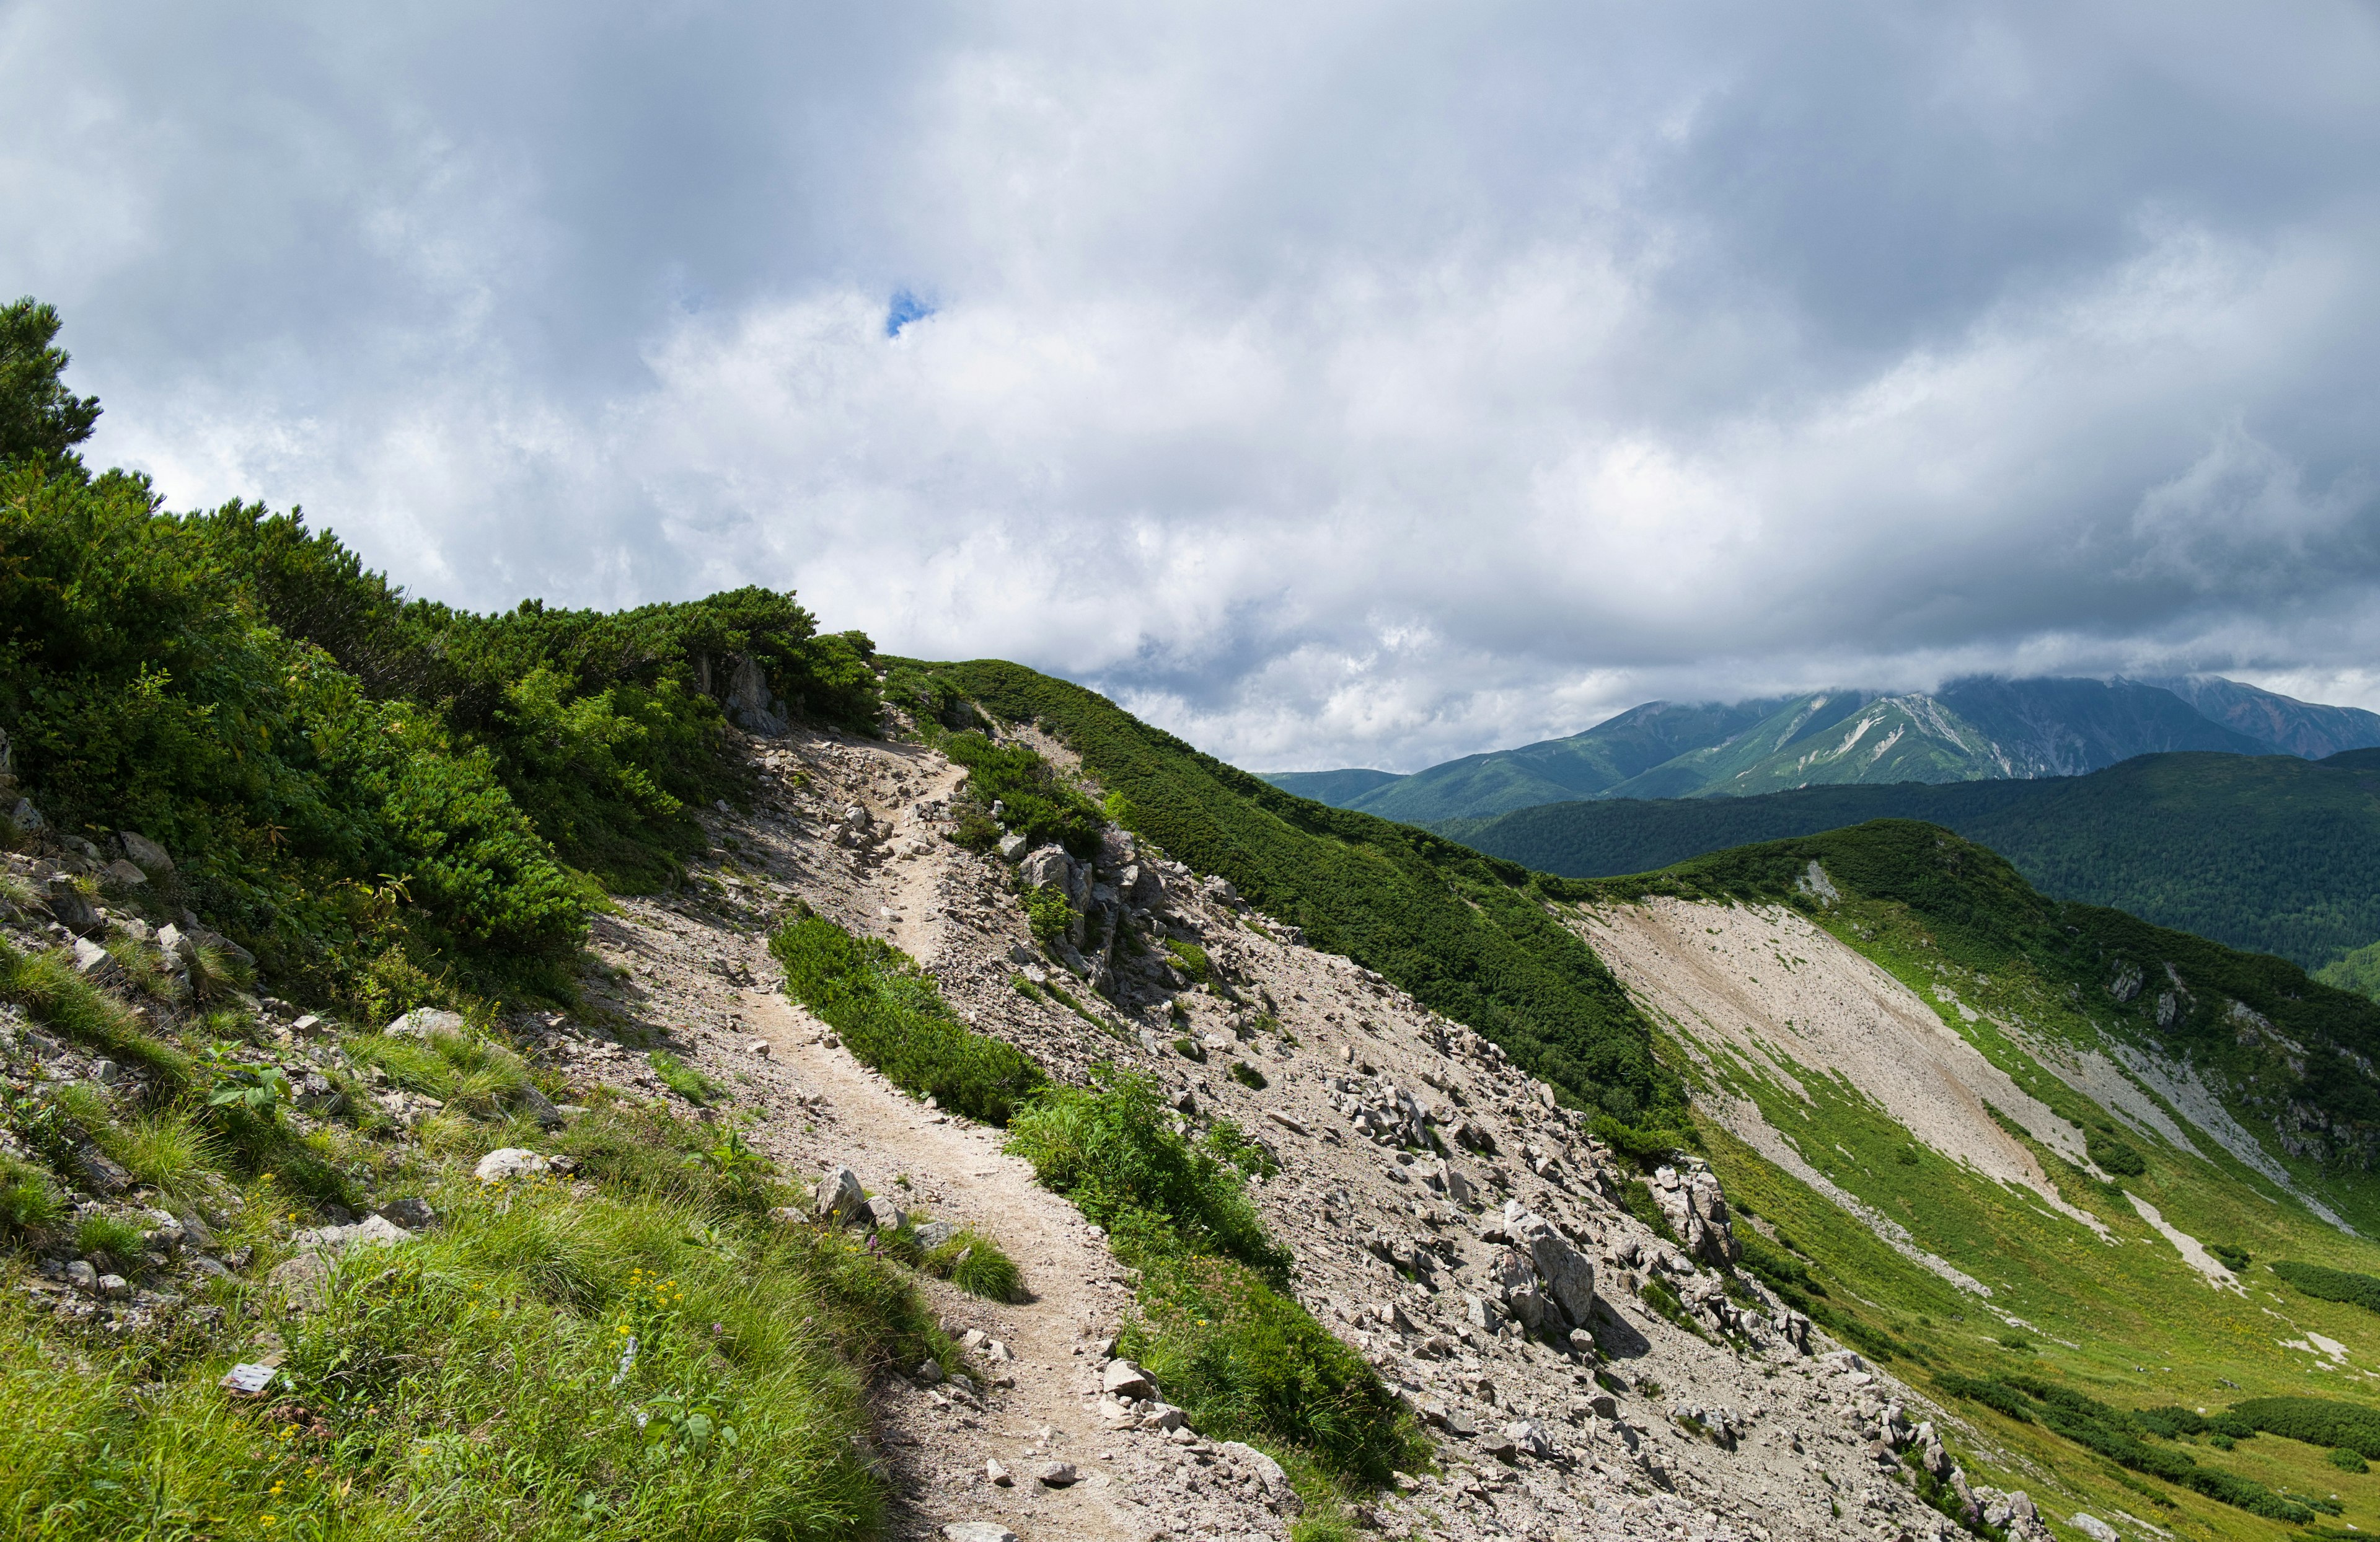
[1576,896,2102,1235]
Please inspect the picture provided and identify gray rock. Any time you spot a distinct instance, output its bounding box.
[385,1007,465,1039]
[1505,1419,1553,1460]
[985,1458,1013,1486]
[866,1195,906,1231]
[814,1165,868,1226]
[73,1143,131,1195]
[117,830,174,874]
[101,859,148,889]
[1101,1358,1157,1399]
[473,1148,550,1182]
[296,1214,412,1254]
[96,1272,131,1300]
[914,1359,944,1385]
[1524,1226,1597,1327]
[1019,845,1073,894]
[376,1197,436,1231]
[11,796,44,832]
[64,1259,98,1293]
[69,935,120,982]
[2070,1515,2118,1542]
[1215,1440,1295,1504]
[997,832,1029,861]
[1035,1461,1078,1487]
[941,1526,1016,1542]
[508,1080,567,1129]
[268,1251,334,1311]
[912,1220,958,1250]
[43,877,100,936]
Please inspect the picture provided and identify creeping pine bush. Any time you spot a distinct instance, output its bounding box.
[770,914,1046,1124]
[1005,1069,1287,1276]
[1931,1373,2307,1522]
[2269,1259,2380,1315]
[941,732,1104,860]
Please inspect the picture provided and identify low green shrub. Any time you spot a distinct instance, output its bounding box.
[2229,1395,2380,1458]
[2270,1259,2380,1315]
[941,733,1103,860]
[770,914,1046,1124]
[2331,1447,2369,1473]
[1933,1374,2309,1522]
[2086,1128,2148,1176]
[2206,1241,2251,1272]
[1163,940,1210,982]
[1227,1060,1269,1091]
[1021,886,1073,949]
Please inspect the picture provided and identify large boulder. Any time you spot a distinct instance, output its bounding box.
[386,1007,467,1039]
[474,1148,551,1183]
[42,876,100,936]
[117,830,174,875]
[815,1165,868,1226]
[1018,845,1072,894]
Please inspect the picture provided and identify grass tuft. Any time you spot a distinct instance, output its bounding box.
[770,914,1045,1124]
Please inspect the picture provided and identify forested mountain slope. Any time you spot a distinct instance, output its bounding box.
[1439,750,2380,976]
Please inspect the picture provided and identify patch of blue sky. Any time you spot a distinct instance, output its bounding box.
[884,289,935,338]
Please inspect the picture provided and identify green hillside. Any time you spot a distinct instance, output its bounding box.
[1442,750,2380,975]
[1558,821,2380,1539]
[1264,697,1781,822]
[1273,676,2317,824]
[931,659,1686,1132]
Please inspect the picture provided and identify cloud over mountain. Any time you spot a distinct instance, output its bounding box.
[6,0,2378,769]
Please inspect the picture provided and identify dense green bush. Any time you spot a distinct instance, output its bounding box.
[1929,1372,2310,1522]
[941,731,1103,859]
[2269,1259,2380,1315]
[1126,1251,1422,1485]
[2085,1128,2147,1177]
[769,914,1046,1124]
[2231,1395,2380,1458]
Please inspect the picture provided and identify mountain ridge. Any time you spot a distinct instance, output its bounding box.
[1264,674,2380,824]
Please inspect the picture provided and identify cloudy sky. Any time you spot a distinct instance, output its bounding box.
[6,1,2378,770]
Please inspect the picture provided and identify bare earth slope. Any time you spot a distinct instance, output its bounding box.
[525,721,2055,1542]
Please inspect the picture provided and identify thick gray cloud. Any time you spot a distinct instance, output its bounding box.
[6,0,2378,769]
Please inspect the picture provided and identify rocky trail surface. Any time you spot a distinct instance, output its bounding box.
[482,722,2064,1542]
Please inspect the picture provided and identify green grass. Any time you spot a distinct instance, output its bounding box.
[0,1171,934,1541]
[0,938,192,1086]
[770,912,1045,1124]
[74,1210,146,1264]
[923,1226,1023,1302]
[648,1050,722,1105]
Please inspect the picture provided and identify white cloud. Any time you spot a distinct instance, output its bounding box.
[4,0,2379,769]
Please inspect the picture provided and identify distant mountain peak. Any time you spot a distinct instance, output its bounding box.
[1257,673,2380,824]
